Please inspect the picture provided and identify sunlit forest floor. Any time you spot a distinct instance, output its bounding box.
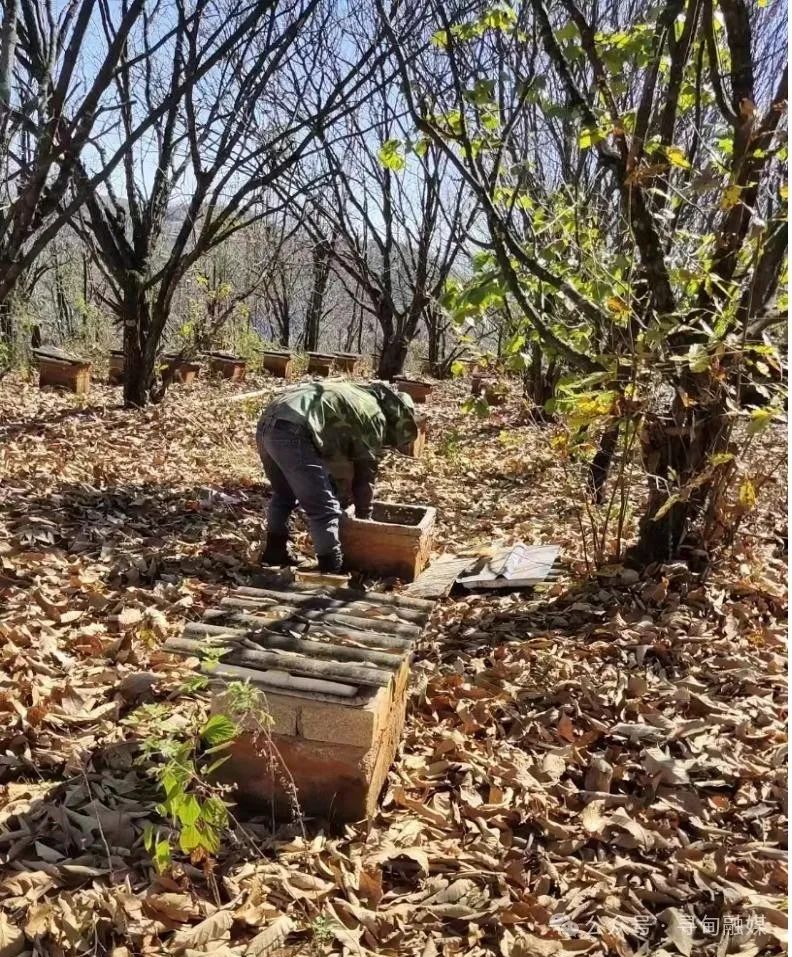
[0,373,786,956]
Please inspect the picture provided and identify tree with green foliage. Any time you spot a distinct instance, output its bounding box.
[382,0,787,563]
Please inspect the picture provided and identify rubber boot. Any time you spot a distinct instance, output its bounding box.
[260,533,300,567]
[316,546,344,574]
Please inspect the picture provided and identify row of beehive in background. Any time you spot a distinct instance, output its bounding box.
[33,347,366,394]
[32,345,437,403]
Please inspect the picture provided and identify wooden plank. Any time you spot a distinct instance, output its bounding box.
[208,610,414,653]
[405,555,473,598]
[165,635,393,687]
[228,587,430,626]
[184,621,404,668]
[206,662,361,700]
[225,610,415,648]
[243,581,435,615]
[219,598,421,639]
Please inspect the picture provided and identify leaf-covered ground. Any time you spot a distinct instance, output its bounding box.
[0,374,787,957]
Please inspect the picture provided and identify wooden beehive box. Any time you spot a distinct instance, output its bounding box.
[307,352,334,376]
[395,377,433,404]
[333,353,362,374]
[164,581,434,823]
[341,501,436,581]
[399,413,427,458]
[108,350,124,385]
[35,347,91,395]
[261,351,293,378]
[162,354,201,384]
[207,351,246,381]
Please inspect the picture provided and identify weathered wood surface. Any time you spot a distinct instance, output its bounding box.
[174,580,433,823]
[241,581,435,616]
[34,346,89,365]
[228,585,430,625]
[205,661,360,699]
[406,545,561,598]
[217,597,421,638]
[183,621,403,668]
[166,634,394,687]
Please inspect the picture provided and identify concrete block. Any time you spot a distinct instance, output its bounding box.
[216,661,410,823]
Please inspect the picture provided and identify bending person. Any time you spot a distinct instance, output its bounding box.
[256,380,418,572]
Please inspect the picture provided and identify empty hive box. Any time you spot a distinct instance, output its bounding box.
[395,377,433,404]
[35,347,91,395]
[307,352,334,376]
[207,351,247,380]
[341,501,436,581]
[261,351,294,378]
[164,581,434,823]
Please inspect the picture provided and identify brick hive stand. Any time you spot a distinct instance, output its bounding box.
[165,579,434,824]
[333,353,362,374]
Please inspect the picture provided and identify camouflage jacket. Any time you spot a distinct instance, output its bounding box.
[258,380,417,513]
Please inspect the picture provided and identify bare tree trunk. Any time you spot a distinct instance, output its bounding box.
[588,424,620,504]
[304,240,332,351]
[0,0,19,113]
[426,307,443,371]
[632,375,729,562]
[0,299,12,353]
[122,286,157,407]
[377,333,409,379]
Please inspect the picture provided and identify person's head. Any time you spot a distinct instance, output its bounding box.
[365,381,418,449]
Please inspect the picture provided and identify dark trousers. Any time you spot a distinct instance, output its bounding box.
[256,419,342,555]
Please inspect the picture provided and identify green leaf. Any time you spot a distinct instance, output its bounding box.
[205,754,233,776]
[179,824,202,853]
[466,78,496,105]
[377,139,406,172]
[154,839,172,873]
[665,145,691,169]
[175,793,202,827]
[461,396,490,417]
[180,675,210,693]
[555,22,578,42]
[579,126,606,149]
[747,407,777,435]
[201,714,238,747]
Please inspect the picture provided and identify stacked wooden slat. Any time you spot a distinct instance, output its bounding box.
[165,581,434,822]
